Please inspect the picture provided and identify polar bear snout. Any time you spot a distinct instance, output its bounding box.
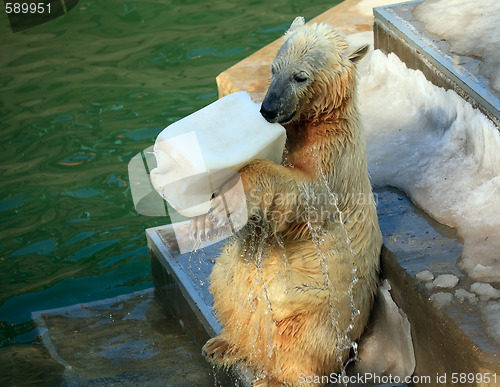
[260,85,286,123]
[260,100,278,123]
[260,78,298,124]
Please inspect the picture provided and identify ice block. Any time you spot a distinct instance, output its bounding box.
[150,91,286,218]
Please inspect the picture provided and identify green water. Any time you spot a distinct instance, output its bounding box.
[0,0,339,381]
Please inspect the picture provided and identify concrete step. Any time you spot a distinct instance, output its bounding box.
[30,289,216,386]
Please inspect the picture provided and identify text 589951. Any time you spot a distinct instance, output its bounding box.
[5,2,52,14]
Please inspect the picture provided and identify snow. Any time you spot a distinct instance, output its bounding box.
[414,0,500,93]
[354,28,500,343]
[358,49,500,283]
[433,274,459,289]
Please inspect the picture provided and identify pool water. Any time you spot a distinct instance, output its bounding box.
[0,0,339,383]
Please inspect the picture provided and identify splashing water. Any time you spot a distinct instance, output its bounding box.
[298,174,361,374]
[324,177,362,374]
[239,220,276,363]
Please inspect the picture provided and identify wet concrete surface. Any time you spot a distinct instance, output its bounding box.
[7,289,216,387]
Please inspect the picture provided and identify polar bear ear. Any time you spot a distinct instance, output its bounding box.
[348,44,370,64]
[285,16,305,35]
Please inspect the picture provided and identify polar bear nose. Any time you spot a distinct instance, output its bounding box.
[260,104,277,123]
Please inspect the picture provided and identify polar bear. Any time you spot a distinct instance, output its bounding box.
[191,17,382,387]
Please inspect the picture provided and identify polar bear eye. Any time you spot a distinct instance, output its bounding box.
[293,72,308,83]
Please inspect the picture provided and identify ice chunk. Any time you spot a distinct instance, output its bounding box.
[433,274,459,289]
[354,280,415,379]
[150,91,286,217]
[416,270,434,282]
[454,288,478,303]
[470,282,500,302]
[430,292,453,308]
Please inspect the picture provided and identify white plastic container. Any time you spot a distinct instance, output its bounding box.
[150,91,286,217]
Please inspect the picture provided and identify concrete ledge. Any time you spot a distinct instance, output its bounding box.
[32,288,215,385]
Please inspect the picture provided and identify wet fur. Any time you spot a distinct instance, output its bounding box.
[199,20,382,386]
